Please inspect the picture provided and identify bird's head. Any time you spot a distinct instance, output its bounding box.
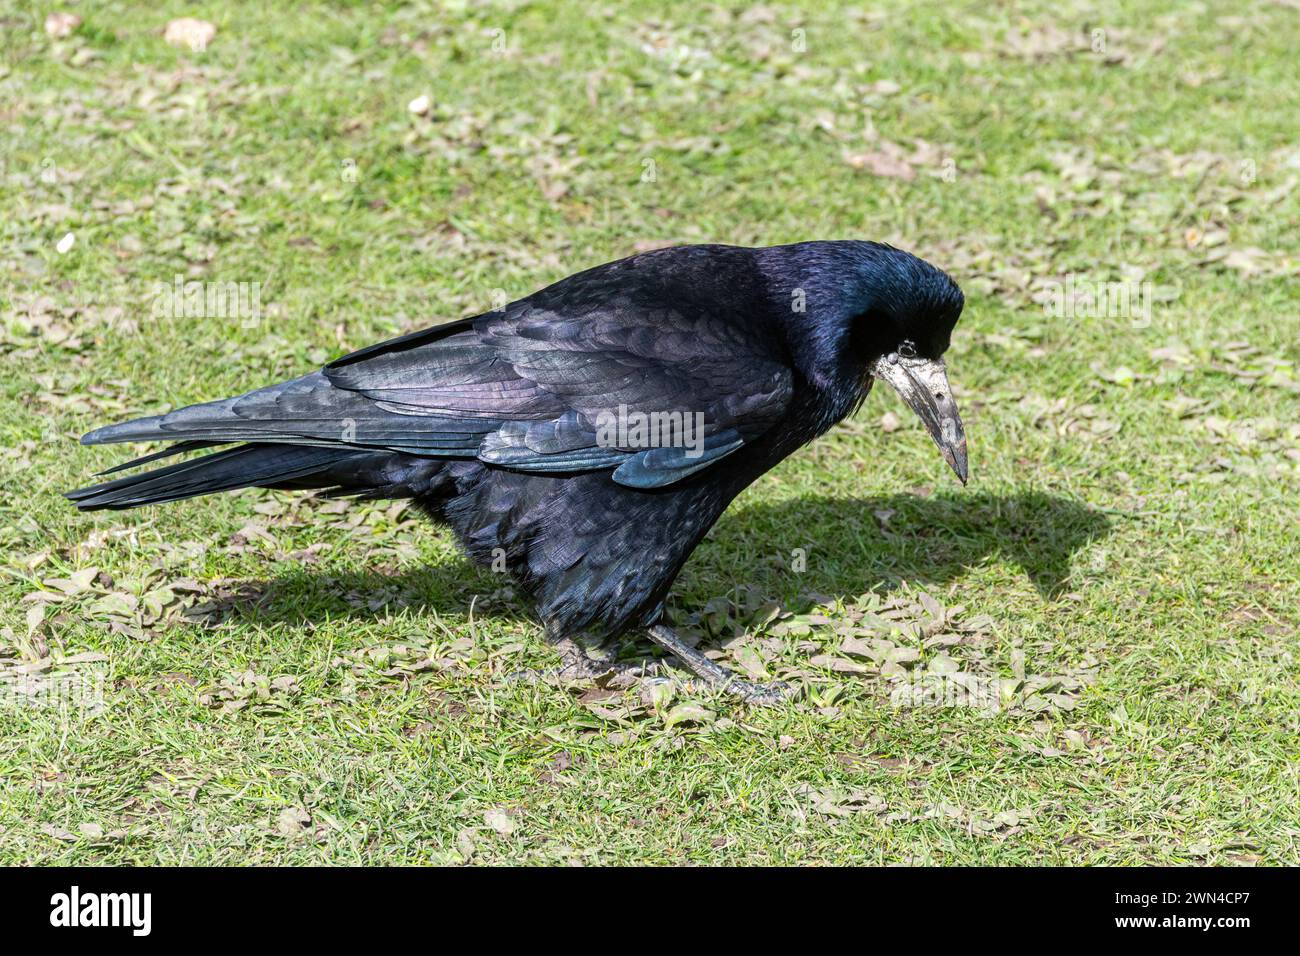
[772,241,968,484]
[851,246,967,485]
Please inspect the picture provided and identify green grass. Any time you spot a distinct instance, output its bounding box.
[2,0,1298,864]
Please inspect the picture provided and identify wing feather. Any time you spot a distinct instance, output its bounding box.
[85,257,793,488]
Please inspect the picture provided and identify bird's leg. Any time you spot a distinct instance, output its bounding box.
[507,633,656,688]
[645,624,794,705]
[553,635,621,679]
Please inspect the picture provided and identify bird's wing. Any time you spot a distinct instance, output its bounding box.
[325,302,793,487]
[84,304,793,489]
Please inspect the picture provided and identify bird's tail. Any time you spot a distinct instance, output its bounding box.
[65,442,452,512]
[66,371,467,512]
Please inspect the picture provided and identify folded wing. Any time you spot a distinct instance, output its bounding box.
[82,297,793,489]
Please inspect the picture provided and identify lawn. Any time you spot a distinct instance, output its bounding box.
[1,0,1297,865]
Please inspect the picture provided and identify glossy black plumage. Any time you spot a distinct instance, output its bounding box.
[68,241,965,653]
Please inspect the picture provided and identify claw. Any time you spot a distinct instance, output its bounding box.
[729,679,796,706]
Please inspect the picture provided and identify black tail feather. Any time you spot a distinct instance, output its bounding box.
[66,443,362,511]
[94,440,224,477]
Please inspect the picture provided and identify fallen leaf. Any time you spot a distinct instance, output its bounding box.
[662,703,715,728]
[44,12,81,39]
[845,150,916,180]
[275,806,311,837]
[164,18,217,52]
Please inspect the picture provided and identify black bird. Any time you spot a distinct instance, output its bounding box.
[68,241,967,702]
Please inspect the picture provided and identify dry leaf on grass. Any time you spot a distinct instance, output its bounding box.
[164,18,217,52]
[44,12,81,39]
[844,149,916,181]
[275,806,312,838]
[483,808,516,835]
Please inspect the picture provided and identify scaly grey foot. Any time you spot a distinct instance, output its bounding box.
[507,636,656,688]
[645,624,796,705]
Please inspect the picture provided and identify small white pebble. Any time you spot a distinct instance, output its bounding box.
[407,94,431,116]
[56,232,76,254]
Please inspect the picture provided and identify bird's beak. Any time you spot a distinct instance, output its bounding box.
[871,355,968,485]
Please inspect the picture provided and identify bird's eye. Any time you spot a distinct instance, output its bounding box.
[898,340,917,358]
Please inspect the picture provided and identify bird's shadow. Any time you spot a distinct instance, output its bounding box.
[689,489,1110,604]
[201,491,1110,634]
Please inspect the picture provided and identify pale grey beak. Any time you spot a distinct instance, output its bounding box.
[871,354,968,484]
